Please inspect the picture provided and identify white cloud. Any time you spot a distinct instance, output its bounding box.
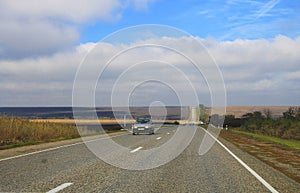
[0,35,299,106]
[209,35,300,69]
[0,0,122,23]
[285,71,300,80]
[126,0,156,11]
[0,19,79,59]
[253,79,276,90]
[0,0,137,59]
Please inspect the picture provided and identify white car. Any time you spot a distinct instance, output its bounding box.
[132,117,154,135]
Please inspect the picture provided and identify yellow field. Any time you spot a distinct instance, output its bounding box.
[31,119,134,124]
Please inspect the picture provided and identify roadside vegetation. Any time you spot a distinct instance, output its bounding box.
[215,107,300,141]
[199,104,209,123]
[0,116,80,149]
[231,129,300,150]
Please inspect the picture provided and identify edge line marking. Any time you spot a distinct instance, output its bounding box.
[200,127,278,193]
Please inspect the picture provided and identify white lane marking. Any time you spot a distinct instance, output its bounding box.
[200,127,278,193]
[166,132,170,135]
[47,183,73,193]
[156,137,162,140]
[130,146,143,153]
[0,133,127,162]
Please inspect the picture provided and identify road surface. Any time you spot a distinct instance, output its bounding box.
[0,126,299,192]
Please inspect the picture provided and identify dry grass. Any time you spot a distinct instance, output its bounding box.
[0,117,80,148]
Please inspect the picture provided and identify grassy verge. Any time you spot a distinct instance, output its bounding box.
[0,117,125,150]
[0,136,76,150]
[231,129,300,150]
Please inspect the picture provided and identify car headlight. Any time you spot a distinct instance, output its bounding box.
[133,126,138,129]
[145,126,150,129]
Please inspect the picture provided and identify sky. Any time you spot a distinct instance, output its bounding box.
[0,0,299,107]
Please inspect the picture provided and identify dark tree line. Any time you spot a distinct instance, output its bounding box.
[212,107,300,140]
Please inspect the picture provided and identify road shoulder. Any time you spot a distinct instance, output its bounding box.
[0,132,127,159]
[218,130,300,191]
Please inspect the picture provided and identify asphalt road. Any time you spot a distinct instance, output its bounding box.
[0,125,299,192]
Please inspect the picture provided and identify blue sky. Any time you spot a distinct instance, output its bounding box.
[81,0,300,42]
[0,0,299,106]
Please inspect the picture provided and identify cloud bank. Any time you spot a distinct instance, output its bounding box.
[0,0,155,59]
[0,35,299,106]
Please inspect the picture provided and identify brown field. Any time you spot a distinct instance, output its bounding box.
[206,106,295,118]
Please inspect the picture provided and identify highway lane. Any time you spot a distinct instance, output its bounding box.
[0,125,299,192]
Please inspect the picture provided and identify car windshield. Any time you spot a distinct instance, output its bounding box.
[136,118,150,123]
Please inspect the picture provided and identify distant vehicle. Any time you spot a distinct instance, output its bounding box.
[132,117,154,135]
[189,121,198,126]
[189,121,205,126]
